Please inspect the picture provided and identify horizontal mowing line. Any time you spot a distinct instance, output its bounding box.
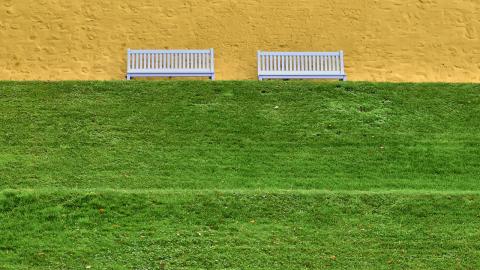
[2,188,480,196]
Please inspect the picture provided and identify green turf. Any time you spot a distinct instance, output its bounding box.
[0,81,479,191]
[2,190,480,269]
[0,81,479,269]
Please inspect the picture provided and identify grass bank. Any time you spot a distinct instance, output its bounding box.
[0,81,479,269]
[0,81,479,191]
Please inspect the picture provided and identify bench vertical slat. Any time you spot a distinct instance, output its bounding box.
[158,53,163,69]
[128,50,131,71]
[264,53,267,72]
[136,53,139,70]
[133,53,136,70]
[324,55,327,71]
[206,53,209,70]
[304,55,307,71]
[149,53,152,69]
[292,55,295,71]
[147,53,151,69]
[132,52,135,71]
[337,55,340,71]
[205,53,208,70]
[151,53,154,69]
[159,53,162,69]
[193,53,196,70]
[261,54,265,72]
[203,53,207,70]
[212,49,215,73]
[143,53,146,70]
[340,51,345,75]
[139,53,142,70]
[190,53,193,69]
[178,53,182,69]
[160,53,163,69]
[132,53,135,70]
[144,53,148,70]
[152,53,156,69]
[198,53,201,70]
[336,55,340,71]
[194,53,197,69]
[146,53,149,69]
[194,53,198,70]
[301,55,305,71]
[338,54,342,71]
[205,53,209,70]
[257,51,261,74]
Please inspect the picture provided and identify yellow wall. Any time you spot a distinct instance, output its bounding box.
[0,0,479,81]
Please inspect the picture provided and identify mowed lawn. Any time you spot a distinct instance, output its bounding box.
[1,81,480,269]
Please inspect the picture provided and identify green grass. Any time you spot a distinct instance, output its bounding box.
[1,81,479,191]
[1,81,479,269]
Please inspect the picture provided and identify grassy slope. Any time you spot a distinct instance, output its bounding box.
[1,81,480,269]
[0,81,479,191]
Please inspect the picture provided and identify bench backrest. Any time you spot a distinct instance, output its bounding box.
[258,51,345,74]
[127,49,214,73]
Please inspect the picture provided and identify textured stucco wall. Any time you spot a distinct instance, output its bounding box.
[0,0,479,81]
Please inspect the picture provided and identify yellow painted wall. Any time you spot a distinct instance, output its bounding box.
[0,0,479,81]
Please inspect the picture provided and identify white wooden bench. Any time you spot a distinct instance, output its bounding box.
[127,49,215,80]
[257,51,346,81]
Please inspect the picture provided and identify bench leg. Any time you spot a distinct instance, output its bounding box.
[210,74,215,81]
[126,75,131,80]
[259,76,263,81]
[340,76,347,82]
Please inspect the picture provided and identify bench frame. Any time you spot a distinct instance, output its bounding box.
[127,49,215,80]
[257,51,347,81]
